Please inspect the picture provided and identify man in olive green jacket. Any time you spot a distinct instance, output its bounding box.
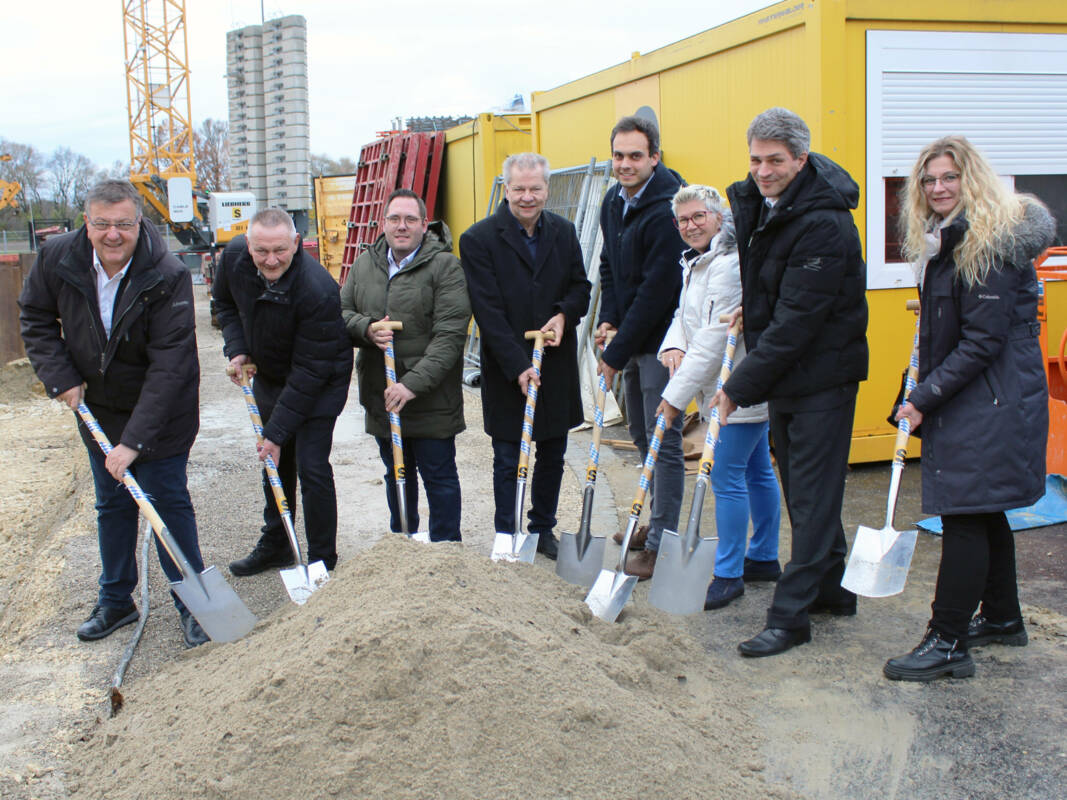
[341,189,471,541]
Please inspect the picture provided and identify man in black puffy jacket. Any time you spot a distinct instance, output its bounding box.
[19,179,208,648]
[714,108,869,658]
[213,208,353,575]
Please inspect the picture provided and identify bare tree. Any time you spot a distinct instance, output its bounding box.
[0,139,46,214]
[194,119,230,193]
[310,153,357,176]
[48,147,97,218]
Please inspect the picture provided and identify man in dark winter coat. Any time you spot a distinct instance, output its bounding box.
[460,152,592,560]
[595,115,686,580]
[341,189,470,542]
[714,107,869,658]
[19,179,209,648]
[213,208,353,575]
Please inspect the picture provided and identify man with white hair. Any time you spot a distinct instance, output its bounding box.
[460,153,591,560]
[213,208,353,576]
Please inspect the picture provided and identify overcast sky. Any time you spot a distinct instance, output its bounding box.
[3,0,774,169]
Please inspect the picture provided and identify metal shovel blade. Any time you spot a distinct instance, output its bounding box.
[585,567,638,623]
[409,531,431,544]
[280,561,330,606]
[842,524,918,598]
[648,529,718,615]
[171,566,258,643]
[556,530,607,587]
[491,532,539,563]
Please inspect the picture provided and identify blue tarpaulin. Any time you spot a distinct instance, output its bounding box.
[917,474,1067,534]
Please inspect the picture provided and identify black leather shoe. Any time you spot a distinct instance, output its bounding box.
[77,603,139,641]
[968,615,1028,648]
[704,577,744,610]
[536,532,559,561]
[742,558,781,582]
[179,609,210,648]
[884,629,975,681]
[738,626,811,657]
[229,545,295,576]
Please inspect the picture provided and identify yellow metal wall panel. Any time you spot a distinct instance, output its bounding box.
[312,174,356,280]
[657,25,811,190]
[613,75,660,123]
[443,123,477,255]
[534,92,616,166]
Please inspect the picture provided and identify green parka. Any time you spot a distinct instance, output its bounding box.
[341,221,471,439]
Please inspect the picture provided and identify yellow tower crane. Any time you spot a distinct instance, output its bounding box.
[0,154,21,212]
[122,0,211,247]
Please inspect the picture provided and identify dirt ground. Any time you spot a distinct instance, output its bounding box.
[0,284,1065,798]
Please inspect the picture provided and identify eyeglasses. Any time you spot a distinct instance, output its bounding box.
[920,173,960,189]
[89,219,139,231]
[674,211,708,229]
[384,214,423,226]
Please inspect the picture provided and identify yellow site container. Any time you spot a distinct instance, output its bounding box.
[442,113,532,253]
[523,0,1067,463]
[313,174,357,281]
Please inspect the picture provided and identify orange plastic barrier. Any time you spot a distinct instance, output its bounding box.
[1036,246,1067,475]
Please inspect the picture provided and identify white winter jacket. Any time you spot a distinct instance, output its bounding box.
[658,221,768,423]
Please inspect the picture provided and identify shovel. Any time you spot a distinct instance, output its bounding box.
[556,369,611,586]
[369,320,430,543]
[491,329,555,563]
[649,316,741,615]
[76,404,257,642]
[842,302,920,597]
[585,412,668,622]
[229,365,329,604]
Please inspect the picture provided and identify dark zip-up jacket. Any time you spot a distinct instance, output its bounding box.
[341,221,470,439]
[213,236,353,446]
[724,153,869,406]
[908,202,1054,515]
[19,221,199,460]
[597,162,686,369]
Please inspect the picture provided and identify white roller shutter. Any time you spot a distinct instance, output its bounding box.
[866,31,1067,288]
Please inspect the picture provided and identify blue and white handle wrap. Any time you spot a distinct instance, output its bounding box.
[631,413,668,517]
[894,317,921,465]
[585,373,609,483]
[517,331,548,480]
[232,366,293,515]
[384,338,406,480]
[699,319,742,479]
[75,402,181,567]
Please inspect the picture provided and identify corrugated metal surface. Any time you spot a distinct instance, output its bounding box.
[312,174,357,280]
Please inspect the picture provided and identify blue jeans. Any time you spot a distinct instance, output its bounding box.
[86,446,203,612]
[710,421,781,579]
[623,353,684,551]
[376,436,462,542]
[492,436,566,536]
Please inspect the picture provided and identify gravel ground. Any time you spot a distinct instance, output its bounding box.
[0,283,1064,799]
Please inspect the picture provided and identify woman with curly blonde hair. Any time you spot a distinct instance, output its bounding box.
[884,136,1056,682]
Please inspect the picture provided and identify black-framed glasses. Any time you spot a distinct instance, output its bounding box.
[384,215,423,226]
[674,211,708,229]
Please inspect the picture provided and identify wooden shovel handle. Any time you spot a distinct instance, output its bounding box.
[585,330,617,482]
[370,320,404,332]
[368,322,406,483]
[516,330,553,477]
[894,312,921,465]
[629,413,668,518]
[696,317,743,478]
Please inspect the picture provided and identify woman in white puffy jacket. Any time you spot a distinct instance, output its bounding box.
[655,185,781,611]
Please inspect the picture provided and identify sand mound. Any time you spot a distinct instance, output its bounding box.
[0,358,46,405]
[67,537,790,799]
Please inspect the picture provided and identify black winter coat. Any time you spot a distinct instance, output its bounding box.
[459,203,591,441]
[908,203,1054,515]
[18,222,199,461]
[597,162,686,370]
[213,236,353,446]
[724,153,869,406]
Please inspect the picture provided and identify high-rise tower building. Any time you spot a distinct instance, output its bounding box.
[226,15,310,228]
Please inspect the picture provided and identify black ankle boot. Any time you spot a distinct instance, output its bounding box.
[884,629,975,682]
[968,615,1028,647]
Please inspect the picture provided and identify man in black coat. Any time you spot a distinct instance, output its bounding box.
[595,115,686,580]
[460,152,592,560]
[713,107,869,658]
[19,179,208,648]
[213,208,353,575]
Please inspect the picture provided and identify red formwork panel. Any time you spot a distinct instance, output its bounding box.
[338,131,447,285]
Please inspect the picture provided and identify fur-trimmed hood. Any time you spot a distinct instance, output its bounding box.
[1009,196,1057,266]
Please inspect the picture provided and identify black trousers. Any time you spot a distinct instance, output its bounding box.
[254,380,339,570]
[491,435,567,536]
[766,385,858,630]
[931,511,1020,644]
